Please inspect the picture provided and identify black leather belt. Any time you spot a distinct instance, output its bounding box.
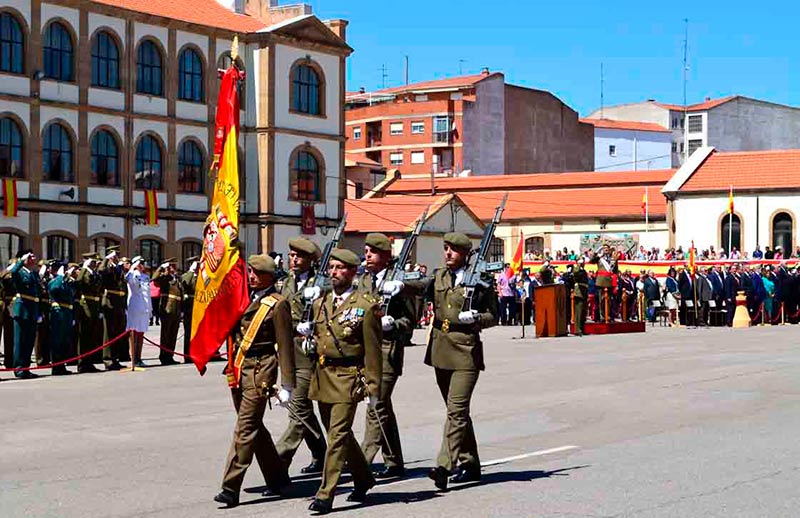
[245,346,275,358]
[319,355,362,368]
[433,318,475,334]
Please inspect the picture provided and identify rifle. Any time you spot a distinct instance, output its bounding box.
[301,214,347,355]
[461,193,508,312]
[377,207,429,315]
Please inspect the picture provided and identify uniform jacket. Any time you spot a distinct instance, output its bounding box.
[180,270,196,318]
[10,260,40,321]
[48,274,75,318]
[424,267,498,371]
[591,254,617,289]
[76,267,103,319]
[279,268,317,370]
[308,288,382,404]
[98,259,127,312]
[153,268,183,316]
[572,269,589,300]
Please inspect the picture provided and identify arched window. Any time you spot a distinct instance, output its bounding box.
[135,134,162,190]
[90,236,120,257]
[91,30,120,89]
[178,48,204,102]
[525,236,544,255]
[46,234,75,262]
[43,21,74,81]
[489,237,504,263]
[90,129,119,186]
[219,53,244,104]
[42,122,73,182]
[291,62,322,115]
[289,148,322,202]
[136,40,163,96]
[0,12,24,74]
[0,232,23,266]
[721,213,741,254]
[772,212,793,253]
[178,140,204,193]
[139,239,162,267]
[0,117,23,178]
[181,241,202,266]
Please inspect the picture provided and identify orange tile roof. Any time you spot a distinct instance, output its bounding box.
[581,118,670,133]
[90,0,267,32]
[345,153,383,168]
[386,169,674,194]
[345,194,454,233]
[680,149,800,192]
[348,72,499,99]
[654,96,737,112]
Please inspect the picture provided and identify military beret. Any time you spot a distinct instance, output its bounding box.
[288,237,321,259]
[365,233,392,252]
[443,232,472,250]
[248,254,276,274]
[329,248,360,267]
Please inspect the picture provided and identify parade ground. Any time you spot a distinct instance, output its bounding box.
[3,324,800,518]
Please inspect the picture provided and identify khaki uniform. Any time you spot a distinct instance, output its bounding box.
[572,267,589,335]
[98,258,128,365]
[592,254,616,321]
[425,267,497,472]
[309,289,382,502]
[356,271,414,470]
[76,267,104,369]
[275,269,327,466]
[1,269,13,368]
[221,287,295,494]
[180,270,196,363]
[153,267,183,364]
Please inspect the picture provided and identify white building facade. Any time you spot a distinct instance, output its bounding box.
[582,119,672,172]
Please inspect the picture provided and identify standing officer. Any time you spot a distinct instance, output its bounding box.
[153,258,182,366]
[572,258,589,336]
[10,250,40,379]
[424,233,497,490]
[98,246,126,370]
[180,256,199,364]
[76,253,103,374]
[591,244,616,322]
[48,262,75,376]
[357,233,412,478]
[214,255,295,507]
[275,237,327,475]
[33,259,51,367]
[298,248,382,514]
[1,260,13,369]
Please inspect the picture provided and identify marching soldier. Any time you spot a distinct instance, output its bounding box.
[214,255,295,507]
[76,253,104,374]
[357,233,413,478]
[48,261,75,376]
[10,250,40,379]
[298,248,382,514]
[98,246,127,370]
[153,258,182,366]
[591,244,617,322]
[180,256,199,364]
[275,237,328,475]
[424,233,498,490]
[572,258,589,336]
[1,261,13,369]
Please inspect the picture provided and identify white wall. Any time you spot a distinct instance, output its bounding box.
[594,128,672,172]
[41,3,79,33]
[1,0,31,24]
[40,211,78,236]
[0,100,30,130]
[273,133,340,219]
[87,215,124,238]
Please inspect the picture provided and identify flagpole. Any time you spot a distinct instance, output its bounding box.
[728,185,733,254]
[645,186,649,233]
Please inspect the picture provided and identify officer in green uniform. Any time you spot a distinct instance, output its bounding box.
[48,261,75,376]
[357,232,413,479]
[572,258,589,336]
[180,256,199,364]
[1,261,13,369]
[76,253,103,374]
[10,250,40,379]
[425,232,498,490]
[214,255,295,508]
[98,246,126,370]
[153,258,182,366]
[33,259,51,367]
[298,248,382,515]
[275,237,327,475]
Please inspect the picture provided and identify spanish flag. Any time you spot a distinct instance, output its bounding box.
[641,189,648,215]
[728,185,734,214]
[190,63,250,376]
[688,240,697,275]
[144,189,158,225]
[508,232,524,279]
[3,178,17,218]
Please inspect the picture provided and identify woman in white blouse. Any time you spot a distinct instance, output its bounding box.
[126,256,152,370]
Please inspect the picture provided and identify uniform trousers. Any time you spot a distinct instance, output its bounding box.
[317,401,375,501]
[276,367,327,465]
[434,368,480,471]
[361,371,404,468]
[13,317,36,374]
[573,297,586,335]
[159,312,180,363]
[221,356,287,493]
[182,309,192,363]
[102,307,127,365]
[1,305,11,368]
[50,308,73,366]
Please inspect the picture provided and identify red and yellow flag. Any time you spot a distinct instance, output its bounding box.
[508,231,524,279]
[727,185,734,214]
[190,63,250,377]
[3,178,17,218]
[144,189,158,225]
[641,189,648,215]
[688,240,697,275]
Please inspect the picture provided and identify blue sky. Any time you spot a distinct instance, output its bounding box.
[305,0,799,115]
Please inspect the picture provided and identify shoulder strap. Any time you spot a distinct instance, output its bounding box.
[228,294,280,388]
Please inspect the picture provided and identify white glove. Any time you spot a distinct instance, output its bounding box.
[160,262,169,270]
[57,266,65,277]
[105,251,117,260]
[37,316,43,323]
[278,387,291,407]
[39,265,47,277]
[381,280,404,297]
[21,252,33,262]
[303,286,321,301]
[296,321,313,337]
[367,395,378,408]
[457,310,478,324]
[66,267,75,277]
[82,259,93,269]
[189,261,198,273]
[381,315,395,331]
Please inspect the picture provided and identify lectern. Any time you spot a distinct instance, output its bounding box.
[534,284,568,337]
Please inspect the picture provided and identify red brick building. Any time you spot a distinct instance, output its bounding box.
[345,70,594,177]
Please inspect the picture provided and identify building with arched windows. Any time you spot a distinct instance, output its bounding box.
[0,0,349,265]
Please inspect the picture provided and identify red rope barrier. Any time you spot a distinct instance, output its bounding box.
[0,330,131,372]
[142,335,226,360]
[750,304,764,324]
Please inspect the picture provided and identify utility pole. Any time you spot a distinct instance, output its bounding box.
[458,59,467,75]
[600,62,605,119]
[682,18,689,164]
[379,64,388,89]
[404,55,409,85]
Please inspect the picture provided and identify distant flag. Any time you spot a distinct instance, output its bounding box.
[688,240,697,275]
[508,232,524,279]
[641,189,648,216]
[144,190,159,225]
[728,185,734,214]
[3,178,17,218]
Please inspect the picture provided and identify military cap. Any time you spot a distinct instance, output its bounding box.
[120,257,131,264]
[164,257,177,264]
[248,254,276,274]
[329,248,360,267]
[68,262,79,269]
[443,232,472,250]
[47,259,62,267]
[288,237,321,259]
[81,252,100,260]
[106,245,120,253]
[186,256,200,266]
[37,259,45,267]
[365,233,392,252]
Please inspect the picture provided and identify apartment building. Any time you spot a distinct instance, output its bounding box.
[581,118,672,172]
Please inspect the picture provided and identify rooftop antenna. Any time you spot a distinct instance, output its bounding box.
[682,18,689,163]
[379,63,388,89]
[600,62,604,119]
[458,59,467,75]
[404,55,409,85]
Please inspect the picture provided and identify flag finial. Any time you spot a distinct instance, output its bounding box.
[231,35,239,62]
